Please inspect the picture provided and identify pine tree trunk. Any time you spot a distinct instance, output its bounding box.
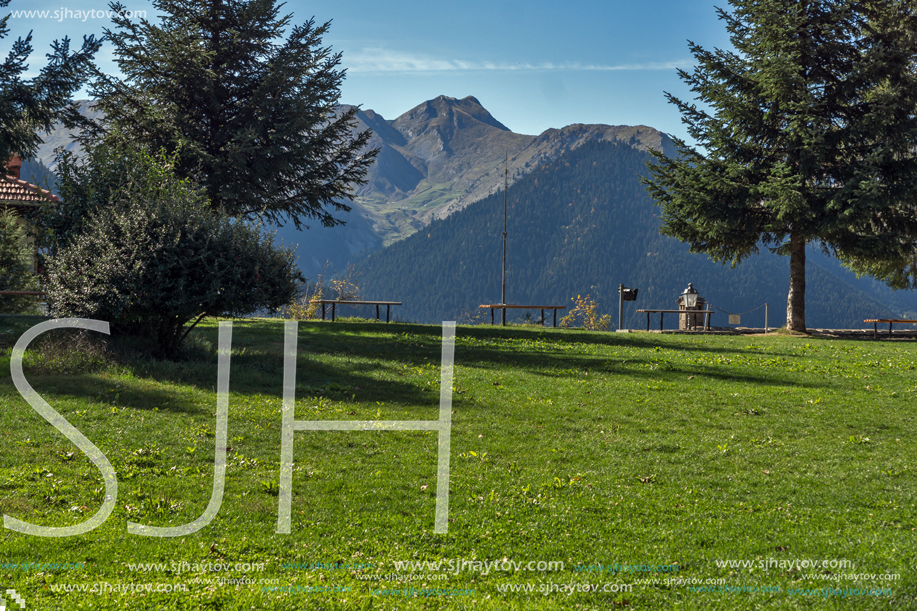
[786,233,807,333]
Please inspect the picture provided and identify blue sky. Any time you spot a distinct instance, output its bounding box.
[7,0,732,141]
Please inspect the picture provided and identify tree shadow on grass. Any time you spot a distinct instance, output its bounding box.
[6,321,445,416]
[340,320,829,358]
[4,319,841,415]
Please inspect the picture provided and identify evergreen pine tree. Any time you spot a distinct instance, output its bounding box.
[0,0,101,164]
[642,0,917,332]
[87,0,377,229]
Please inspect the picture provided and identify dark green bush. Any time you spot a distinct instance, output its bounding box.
[45,149,300,357]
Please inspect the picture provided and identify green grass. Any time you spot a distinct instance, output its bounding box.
[358,180,461,244]
[0,317,915,609]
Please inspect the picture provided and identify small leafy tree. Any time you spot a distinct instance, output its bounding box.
[330,264,361,301]
[0,208,39,314]
[559,295,612,331]
[45,148,300,357]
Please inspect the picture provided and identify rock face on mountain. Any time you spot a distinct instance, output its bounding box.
[35,100,104,169]
[346,95,678,245]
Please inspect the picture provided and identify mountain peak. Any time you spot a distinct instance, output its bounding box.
[396,95,511,136]
[432,94,484,107]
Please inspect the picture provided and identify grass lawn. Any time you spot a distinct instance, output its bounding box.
[0,317,915,609]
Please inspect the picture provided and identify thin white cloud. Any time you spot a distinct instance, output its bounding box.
[345,48,688,74]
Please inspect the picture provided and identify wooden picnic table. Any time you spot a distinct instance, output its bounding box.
[479,304,566,327]
[864,318,917,339]
[310,300,402,322]
[636,307,713,331]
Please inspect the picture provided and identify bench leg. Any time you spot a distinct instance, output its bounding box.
[491,309,494,325]
[890,322,894,338]
[332,303,336,322]
[554,309,557,328]
[387,305,391,323]
[660,312,664,331]
[541,309,545,327]
[321,303,326,320]
[376,304,380,320]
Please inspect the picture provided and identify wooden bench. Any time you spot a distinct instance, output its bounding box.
[636,307,713,331]
[310,300,402,322]
[479,304,566,327]
[864,319,917,339]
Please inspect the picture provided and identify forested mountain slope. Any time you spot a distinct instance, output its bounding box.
[355,140,906,329]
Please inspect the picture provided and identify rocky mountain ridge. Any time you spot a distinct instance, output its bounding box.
[346,95,677,244]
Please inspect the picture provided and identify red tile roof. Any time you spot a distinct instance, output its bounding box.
[0,175,59,206]
[2,154,58,207]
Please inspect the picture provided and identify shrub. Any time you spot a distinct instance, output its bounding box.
[31,145,137,255]
[279,277,325,320]
[559,294,612,331]
[457,305,487,325]
[45,148,300,357]
[279,262,362,320]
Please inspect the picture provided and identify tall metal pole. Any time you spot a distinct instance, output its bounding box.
[618,284,624,331]
[502,153,507,326]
